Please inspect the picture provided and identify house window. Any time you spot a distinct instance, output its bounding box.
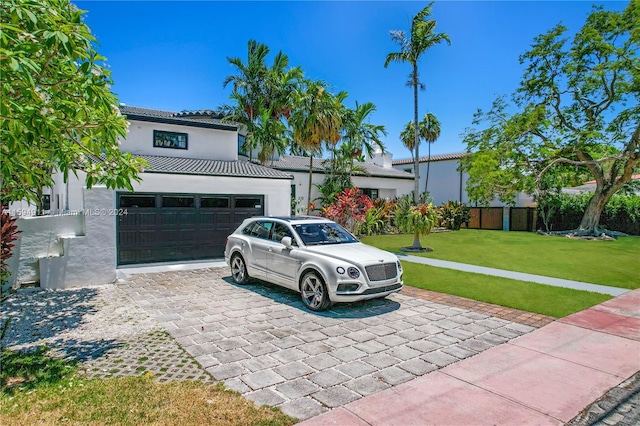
[238,134,247,156]
[162,196,194,208]
[361,188,379,199]
[120,195,156,208]
[235,197,261,209]
[153,130,188,150]
[201,197,229,208]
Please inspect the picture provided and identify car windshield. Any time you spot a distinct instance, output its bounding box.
[293,222,358,246]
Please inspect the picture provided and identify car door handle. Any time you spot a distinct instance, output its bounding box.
[268,248,273,252]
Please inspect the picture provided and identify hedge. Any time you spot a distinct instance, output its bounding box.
[536,192,640,235]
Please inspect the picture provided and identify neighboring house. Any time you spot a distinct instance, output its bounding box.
[563,174,640,195]
[392,152,535,207]
[10,106,294,289]
[265,151,414,212]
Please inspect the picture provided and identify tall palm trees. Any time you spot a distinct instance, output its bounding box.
[384,2,450,203]
[342,102,387,160]
[222,40,302,163]
[289,80,345,214]
[400,113,441,194]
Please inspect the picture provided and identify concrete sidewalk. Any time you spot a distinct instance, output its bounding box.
[298,289,640,425]
[398,254,629,296]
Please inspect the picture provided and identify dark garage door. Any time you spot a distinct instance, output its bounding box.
[116,192,264,265]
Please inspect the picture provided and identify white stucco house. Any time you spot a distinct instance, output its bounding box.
[8,106,416,289]
[392,153,535,207]
[265,151,414,213]
[10,106,295,288]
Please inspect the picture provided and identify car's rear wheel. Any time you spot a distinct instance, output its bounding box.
[230,254,250,284]
[300,271,332,311]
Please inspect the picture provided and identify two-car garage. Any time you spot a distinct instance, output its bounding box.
[116,192,264,265]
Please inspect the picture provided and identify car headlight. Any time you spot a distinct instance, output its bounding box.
[397,260,402,271]
[336,267,345,274]
[347,267,360,279]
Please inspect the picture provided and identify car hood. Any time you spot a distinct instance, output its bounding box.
[304,242,397,265]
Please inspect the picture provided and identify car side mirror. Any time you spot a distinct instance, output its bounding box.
[281,236,294,249]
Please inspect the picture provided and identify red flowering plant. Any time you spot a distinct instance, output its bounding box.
[1,204,21,286]
[321,187,373,235]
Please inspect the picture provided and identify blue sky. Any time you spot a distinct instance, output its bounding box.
[76,1,627,161]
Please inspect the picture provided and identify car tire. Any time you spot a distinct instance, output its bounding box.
[230,254,250,285]
[300,271,332,311]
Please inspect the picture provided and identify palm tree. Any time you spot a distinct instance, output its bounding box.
[399,114,441,194]
[384,2,450,203]
[340,101,387,177]
[223,40,301,162]
[420,112,440,194]
[289,80,345,214]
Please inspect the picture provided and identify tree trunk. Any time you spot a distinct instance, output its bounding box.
[413,63,420,204]
[425,141,431,195]
[307,154,314,215]
[412,231,422,249]
[577,188,611,235]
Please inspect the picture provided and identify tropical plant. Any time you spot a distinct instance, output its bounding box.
[395,195,439,250]
[1,0,145,205]
[460,3,639,236]
[1,205,20,287]
[399,113,441,193]
[358,198,395,236]
[289,80,346,214]
[384,2,450,203]
[321,187,373,235]
[222,40,302,163]
[340,101,387,175]
[437,200,471,231]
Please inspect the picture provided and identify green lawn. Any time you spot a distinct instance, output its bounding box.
[400,262,611,318]
[363,230,640,289]
[0,348,295,425]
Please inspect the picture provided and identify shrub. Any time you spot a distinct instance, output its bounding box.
[535,192,640,235]
[1,205,21,286]
[322,187,373,234]
[358,198,395,236]
[438,201,471,230]
[395,195,439,249]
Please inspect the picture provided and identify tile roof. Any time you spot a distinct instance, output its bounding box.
[392,152,468,166]
[265,155,414,179]
[136,154,293,180]
[120,105,238,131]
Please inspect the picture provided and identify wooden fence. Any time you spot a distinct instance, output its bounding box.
[509,207,537,232]
[465,207,504,230]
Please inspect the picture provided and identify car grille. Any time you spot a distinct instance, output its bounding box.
[365,263,398,282]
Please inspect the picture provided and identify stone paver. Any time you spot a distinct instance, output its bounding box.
[118,268,550,419]
[0,285,213,384]
[1,267,556,421]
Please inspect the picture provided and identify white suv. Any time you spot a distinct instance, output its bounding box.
[224,216,403,311]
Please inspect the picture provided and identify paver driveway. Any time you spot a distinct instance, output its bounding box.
[121,267,537,420]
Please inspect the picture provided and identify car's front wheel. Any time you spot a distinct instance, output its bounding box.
[300,271,332,311]
[230,254,250,284]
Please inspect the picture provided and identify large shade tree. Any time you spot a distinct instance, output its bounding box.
[1,0,145,207]
[384,2,450,203]
[460,3,639,236]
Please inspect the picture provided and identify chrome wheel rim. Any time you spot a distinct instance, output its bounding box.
[302,274,324,309]
[231,256,245,282]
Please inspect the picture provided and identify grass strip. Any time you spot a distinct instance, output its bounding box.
[401,261,612,318]
[363,230,640,289]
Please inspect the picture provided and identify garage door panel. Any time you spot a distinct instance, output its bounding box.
[117,192,263,265]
